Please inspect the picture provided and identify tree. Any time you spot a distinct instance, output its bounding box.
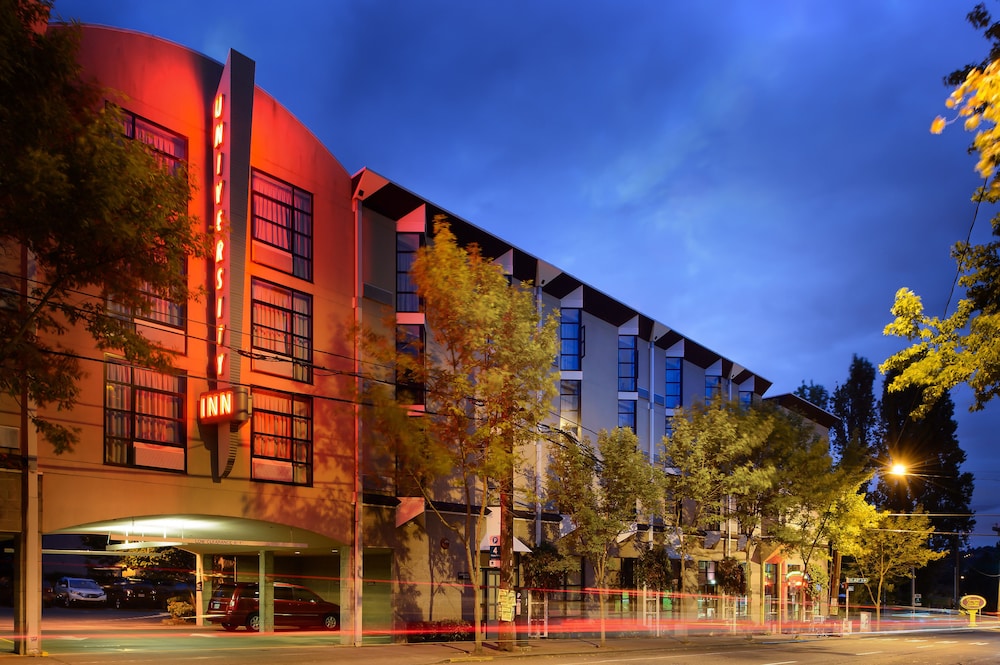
[876,368,975,551]
[0,0,207,452]
[545,427,660,647]
[882,5,1000,416]
[839,508,946,624]
[794,381,831,411]
[362,217,558,652]
[662,400,773,620]
[830,356,882,474]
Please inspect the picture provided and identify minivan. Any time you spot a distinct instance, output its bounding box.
[206,582,340,631]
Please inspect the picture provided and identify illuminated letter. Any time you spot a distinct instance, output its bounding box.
[219,392,233,416]
[214,93,224,119]
[217,353,225,376]
[216,267,224,290]
[215,152,224,176]
[215,180,225,205]
[216,296,224,319]
[216,324,225,345]
[215,209,225,232]
[214,121,225,148]
[215,239,225,262]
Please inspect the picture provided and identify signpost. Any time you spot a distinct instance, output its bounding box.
[960,594,987,626]
[843,578,868,629]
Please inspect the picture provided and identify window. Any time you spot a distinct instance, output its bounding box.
[251,279,312,383]
[665,357,682,408]
[618,399,636,432]
[559,380,581,439]
[618,335,637,391]
[559,309,584,371]
[396,233,422,312]
[705,375,723,404]
[118,109,187,328]
[104,360,185,472]
[121,109,186,173]
[251,388,312,485]
[396,324,425,405]
[739,390,754,408]
[251,170,313,281]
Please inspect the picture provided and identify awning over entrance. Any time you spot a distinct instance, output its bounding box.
[477,508,532,553]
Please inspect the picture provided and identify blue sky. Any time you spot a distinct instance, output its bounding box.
[53,0,1000,542]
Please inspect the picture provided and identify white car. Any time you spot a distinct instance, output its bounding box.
[55,577,107,607]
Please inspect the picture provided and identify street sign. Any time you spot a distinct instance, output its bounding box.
[846,577,868,584]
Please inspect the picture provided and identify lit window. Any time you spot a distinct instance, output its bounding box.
[560,380,581,440]
[665,357,682,408]
[396,233,422,312]
[251,388,312,486]
[251,278,312,383]
[104,360,186,472]
[560,309,584,371]
[618,335,637,392]
[117,109,187,328]
[618,399,636,432]
[251,170,313,281]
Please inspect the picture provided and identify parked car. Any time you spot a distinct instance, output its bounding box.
[41,581,55,608]
[54,577,106,608]
[206,582,340,632]
[105,577,160,609]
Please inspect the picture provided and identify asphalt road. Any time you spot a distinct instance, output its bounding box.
[3,607,1000,665]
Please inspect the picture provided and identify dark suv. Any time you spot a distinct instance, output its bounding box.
[206,582,340,632]
[105,578,160,609]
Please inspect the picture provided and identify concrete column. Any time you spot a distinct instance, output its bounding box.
[340,545,360,645]
[258,550,274,632]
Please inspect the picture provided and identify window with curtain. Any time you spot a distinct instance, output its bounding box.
[114,109,187,328]
[251,170,313,281]
[104,360,186,472]
[251,388,312,486]
[251,278,312,383]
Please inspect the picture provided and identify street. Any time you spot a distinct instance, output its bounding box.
[3,607,1000,665]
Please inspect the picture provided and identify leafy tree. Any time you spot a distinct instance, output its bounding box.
[876,368,975,550]
[362,218,558,652]
[839,508,946,624]
[662,400,773,619]
[794,381,831,411]
[0,0,207,452]
[882,6,1000,416]
[830,356,882,474]
[634,543,674,592]
[545,427,660,647]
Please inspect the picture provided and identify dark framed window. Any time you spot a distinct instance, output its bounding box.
[117,108,187,328]
[251,388,312,486]
[250,278,312,383]
[121,109,186,173]
[559,308,584,371]
[739,390,754,409]
[104,360,186,472]
[618,335,637,391]
[251,170,313,281]
[665,357,682,409]
[705,375,723,404]
[396,324,425,405]
[396,233,422,312]
[618,399,636,432]
[559,379,581,439]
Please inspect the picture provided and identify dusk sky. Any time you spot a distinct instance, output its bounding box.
[53,1,1000,543]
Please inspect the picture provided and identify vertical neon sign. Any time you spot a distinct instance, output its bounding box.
[212,92,229,381]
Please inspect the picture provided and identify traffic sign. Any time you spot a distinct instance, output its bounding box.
[846,577,868,584]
